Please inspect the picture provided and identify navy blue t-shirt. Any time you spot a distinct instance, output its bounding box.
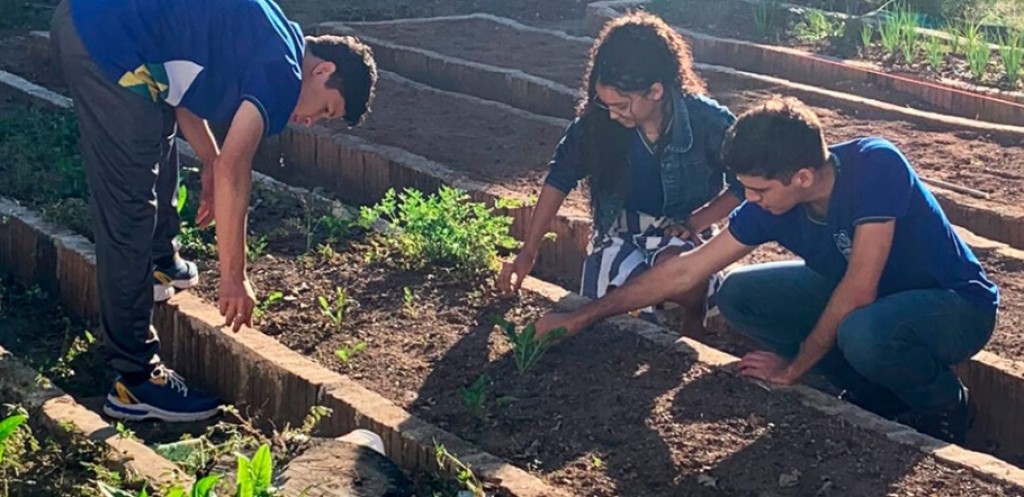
[71,0,304,135]
[728,137,998,311]
[626,133,665,216]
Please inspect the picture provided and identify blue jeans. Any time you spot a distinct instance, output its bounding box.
[717,261,995,411]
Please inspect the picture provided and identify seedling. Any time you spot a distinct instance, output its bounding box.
[334,342,367,365]
[878,14,902,54]
[898,7,919,64]
[751,0,780,39]
[318,287,348,328]
[246,235,268,263]
[924,35,947,71]
[966,37,991,80]
[316,242,336,262]
[859,23,873,52]
[176,184,187,216]
[999,30,1024,88]
[434,443,484,497]
[494,317,566,375]
[458,374,489,418]
[402,287,416,317]
[792,10,841,43]
[235,444,275,496]
[114,422,136,441]
[0,413,27,464]
[253,291,284,322]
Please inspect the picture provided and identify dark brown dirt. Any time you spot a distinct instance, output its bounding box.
[273,0,587,28]
[180,184,1024,497]
[0,30,66,93]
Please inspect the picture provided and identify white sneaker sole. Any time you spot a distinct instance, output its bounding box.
[103,395,220,422]
[154,273,199,302]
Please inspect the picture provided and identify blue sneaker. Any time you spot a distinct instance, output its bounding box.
[153,256,199,302]
[103,365,222,422]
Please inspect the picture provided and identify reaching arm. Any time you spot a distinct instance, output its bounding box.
[782,221,894,382]
[175,106,220,165]
[688,189,744,235]
[519,185,567,259]
[544,230,755,336]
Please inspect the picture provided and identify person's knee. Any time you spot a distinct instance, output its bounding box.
[837,309,893,372]
[716,269,759,322]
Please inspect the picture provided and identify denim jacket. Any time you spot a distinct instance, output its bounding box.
[545,91,744,237]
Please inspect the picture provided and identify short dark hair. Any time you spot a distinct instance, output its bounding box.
[722,96,829,182]
[306,35,378,126]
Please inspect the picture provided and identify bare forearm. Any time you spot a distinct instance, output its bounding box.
[175,107,220,165]
[522,185,566,256]
[213,157,251,281]
[689,190,742,233]
[788,284,875,378]
[576,255,701,327]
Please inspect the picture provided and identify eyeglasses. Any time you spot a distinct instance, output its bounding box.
[590,91,648,117]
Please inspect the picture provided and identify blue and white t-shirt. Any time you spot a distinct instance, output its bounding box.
[728,137,999,312]
[71,0,304,135]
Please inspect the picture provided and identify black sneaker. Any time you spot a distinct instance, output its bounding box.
[838,386,910,420]
[898,387,975,445]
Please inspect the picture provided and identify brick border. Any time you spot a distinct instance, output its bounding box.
[0,341,189,491]
[586,0,1024,127]
[314,16,1024,251]
[4,68,1024,493]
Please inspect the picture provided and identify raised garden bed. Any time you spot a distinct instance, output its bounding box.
[7,49,1024,496]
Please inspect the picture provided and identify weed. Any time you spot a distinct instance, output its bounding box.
[179,225,216,260]
[246,235,268,263]
[494,317,566,375]
[318,287,348,329]
[924,35,947,70]
[999,29,1024,87]
[294,406,333,439]
[253,291,284,322]
[359,187,517,274]
[434,443,484,497]
[114,422,136,441]
[316,243,336,262]
[334,342,367,365]
[49,319,96,379]
[458,374,489,418]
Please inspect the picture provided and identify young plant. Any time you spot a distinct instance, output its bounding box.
[359,187,517,274]
[434,443,484,497]
[402,287,416,317]
[878,15,903,54]
[458,374,489,418]
[246,235,268,263]
[318,287,348,328]
[253,290,284,322]
[924,34,946,70]
[966,36,991,81]
[899,11,919,64]
[0,413,27,464]
[751,0,781,39]
[494,317,566,375]
[999,30,1024,88]
[236,444,275,497]
[793,10,841,43]
[176,184,188,216]
[334,341,367,365]
[860,22,873,52]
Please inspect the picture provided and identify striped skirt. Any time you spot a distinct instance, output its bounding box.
[580,211,723,321]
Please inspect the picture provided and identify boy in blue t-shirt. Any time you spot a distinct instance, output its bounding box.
[50,0,377,422]
[533,97,998,445]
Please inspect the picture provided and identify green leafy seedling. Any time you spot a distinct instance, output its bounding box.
[458,374,489,418]
[334,341,367,365]
[246,235,268,263]
[176,184,187,216]
[318,287,348,328]
[253,290,284,322]
[860,22,873,51]
[402,287,416,316]
[236,444,274,497]
[0,413,27,463]
[434,443,484,497]
[494,317,565,375]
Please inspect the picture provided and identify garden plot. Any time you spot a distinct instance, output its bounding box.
[343,15,1024,209]
[4,52,1024,497]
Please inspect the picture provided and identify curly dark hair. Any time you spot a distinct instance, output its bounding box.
[306,35,378,126]
[577,11,706,205]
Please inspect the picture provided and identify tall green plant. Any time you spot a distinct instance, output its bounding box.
[966,36,991,81]
[899,8,920,64]
[924,35,947,71]
[752,0,781,39]
[999,30,1024,88]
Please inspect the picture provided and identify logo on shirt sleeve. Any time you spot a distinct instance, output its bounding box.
[834,230,853,260]
[118,63,169,102]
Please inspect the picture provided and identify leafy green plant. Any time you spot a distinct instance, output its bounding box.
[899,10,920,63]
[176,184,188,216]
[878,15,903,54]
[945,22,963,55]
[236,444,275,497]
[999,29,1024,88]
[253,291,284,322]
[494,317,565,375]
[458,374,489,418]
[0,414,27,464]
[359,187,517,274]
[924,35,947,70]
[246,235,268,263]
[318,287,348,328]
[792,10,842,42]
[434,443,484,497]
[179,225,216,260]
[966,36,991,80]
[334,342,367,365]
[752,0,781,39]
